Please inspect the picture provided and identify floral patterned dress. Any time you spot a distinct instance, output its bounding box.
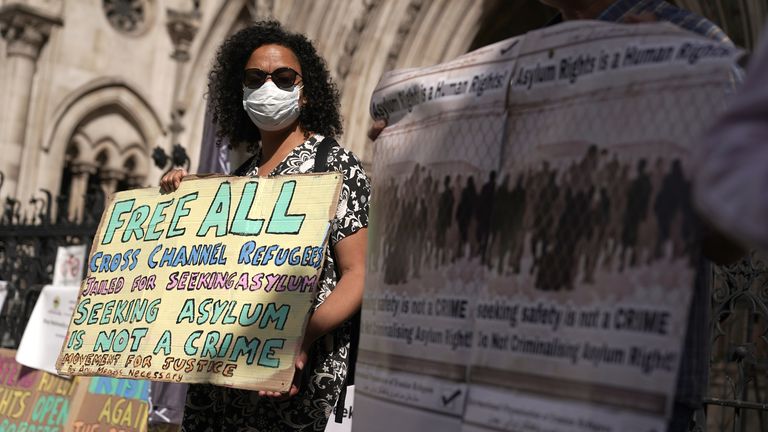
[181,135,370,431]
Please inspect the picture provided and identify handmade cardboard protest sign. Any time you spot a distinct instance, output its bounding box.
[71,377,148,431]
[56,173,342,393]
[0,348,80,431]
[67,376,178,432]
[17,284,79,374]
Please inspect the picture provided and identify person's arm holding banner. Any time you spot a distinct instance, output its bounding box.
[694,27,768,256]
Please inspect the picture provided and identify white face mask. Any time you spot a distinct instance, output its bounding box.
[242,81,303,131]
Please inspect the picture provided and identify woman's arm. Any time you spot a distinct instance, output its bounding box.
[260,228,368,398]
[304,228,368,344]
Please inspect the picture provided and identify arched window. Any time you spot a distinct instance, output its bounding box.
[116,155,141,191]
[58,108,151,220]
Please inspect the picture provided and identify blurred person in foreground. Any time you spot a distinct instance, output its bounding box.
[694,27,768,256]
[161,20,370,431]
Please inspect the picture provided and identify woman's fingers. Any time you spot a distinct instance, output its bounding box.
[160,171,174,192]
[288,349,307,397]
[160,168,188,193]
[257,349,306,399]
[258,390,285,398]
[174,169,188,189]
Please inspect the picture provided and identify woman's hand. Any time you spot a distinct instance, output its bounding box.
[160,168,189,193]
[259,344,309,399]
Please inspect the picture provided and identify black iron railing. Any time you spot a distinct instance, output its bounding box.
[0,173,102,347]
[699,252,768,432]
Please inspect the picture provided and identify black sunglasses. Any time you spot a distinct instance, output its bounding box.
[243,67,302,90]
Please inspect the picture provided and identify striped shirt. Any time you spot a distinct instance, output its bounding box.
[597,0,730,44]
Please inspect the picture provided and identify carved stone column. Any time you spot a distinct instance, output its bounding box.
[166,8,200,63]
[100,169,125,196]
[247,0,275,21]
[124,174,145,190]
[165,8,200,154]
[67,162,97,222]
[0,3,62,199]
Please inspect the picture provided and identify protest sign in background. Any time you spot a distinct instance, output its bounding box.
[53,245,87,287]
[357,21,740,432]
[18,245,87,374]
[0,349,178,432]
[57,173,342,393]
[0,348,79,432]
[68,376,181,432]
[16,284,79,374]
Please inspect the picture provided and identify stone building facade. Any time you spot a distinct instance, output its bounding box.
[0,0,763,217]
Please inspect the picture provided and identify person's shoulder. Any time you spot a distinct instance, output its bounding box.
[327,139,366,171]
[232,153,259,176]
[653,0,732,44]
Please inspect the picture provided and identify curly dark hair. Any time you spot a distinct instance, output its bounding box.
[207,20,342,150]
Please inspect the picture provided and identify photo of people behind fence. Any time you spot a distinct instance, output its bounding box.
[370,145,696,291]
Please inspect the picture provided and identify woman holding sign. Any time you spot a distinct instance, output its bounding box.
[161,21,370,431]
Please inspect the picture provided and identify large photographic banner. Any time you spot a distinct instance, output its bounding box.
[357,21,739,432]
[57,174,342,393]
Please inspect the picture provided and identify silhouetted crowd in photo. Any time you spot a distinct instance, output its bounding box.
[370,145,697,291]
